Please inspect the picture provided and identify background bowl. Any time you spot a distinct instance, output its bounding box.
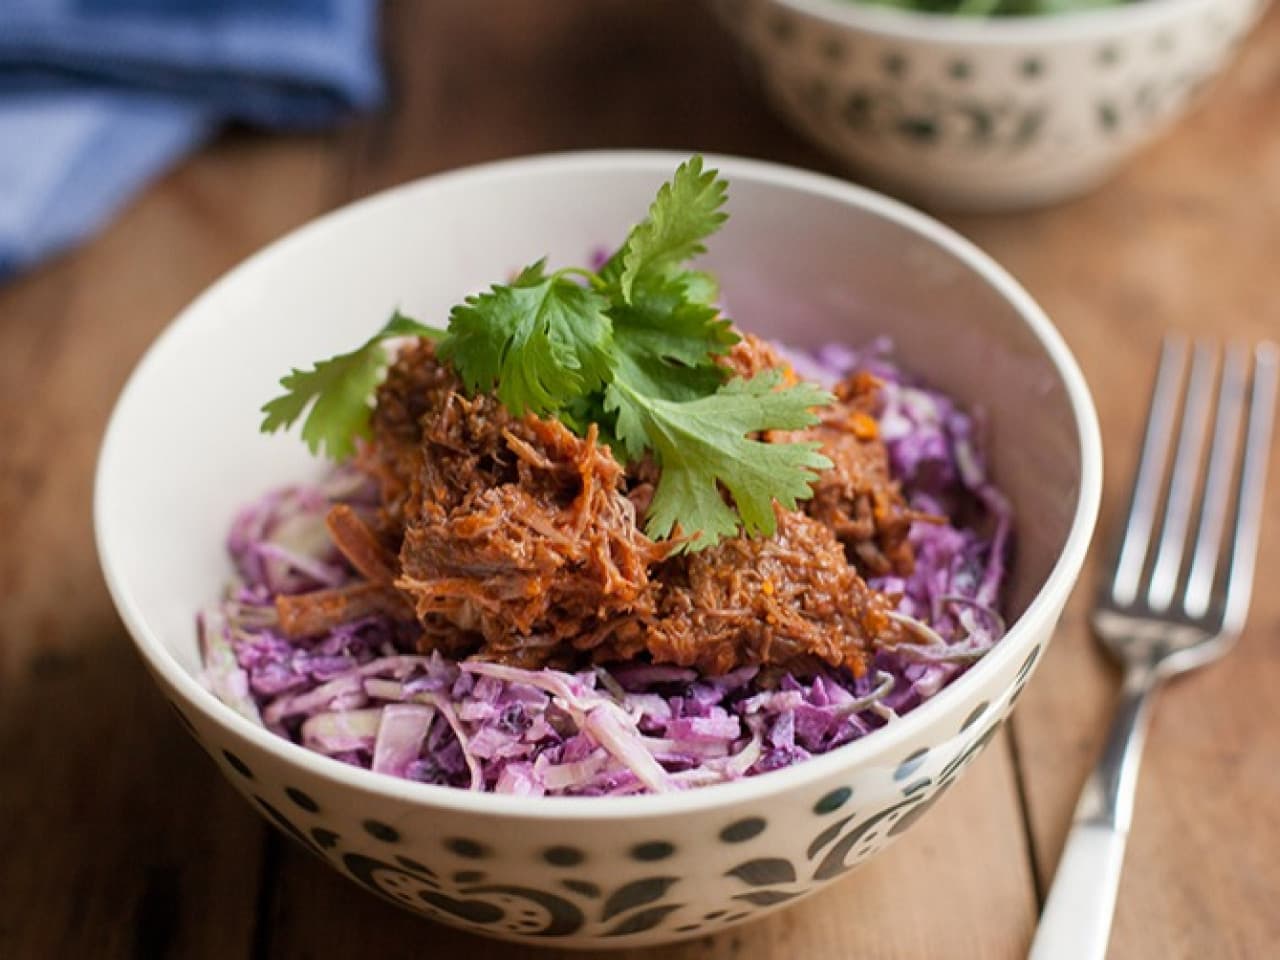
[95,152,1101,948]
[713,0,1266,210]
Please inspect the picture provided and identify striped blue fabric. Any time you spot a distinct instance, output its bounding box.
[0,0,382,280]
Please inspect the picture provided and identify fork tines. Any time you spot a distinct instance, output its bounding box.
[1103,337,1277,635]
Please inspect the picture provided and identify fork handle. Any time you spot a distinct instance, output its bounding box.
[1028,663,1158,960]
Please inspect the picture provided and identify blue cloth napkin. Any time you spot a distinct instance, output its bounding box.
[0,0,383,281]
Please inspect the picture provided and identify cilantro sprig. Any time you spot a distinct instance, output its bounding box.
[439,259,614,417]
[607,370,832,544]
[615,155,728,304]
[261,156,834,549]
[260,311,439,460]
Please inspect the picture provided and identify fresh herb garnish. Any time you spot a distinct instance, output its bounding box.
[614,154,728,304]
[607,370,833,543]
[439,259,615,418]
[261,156,833,548]
[260,311,439,460]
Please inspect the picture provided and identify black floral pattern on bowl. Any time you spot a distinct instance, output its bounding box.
[211,692,1014,943]
[833,87,1047,153]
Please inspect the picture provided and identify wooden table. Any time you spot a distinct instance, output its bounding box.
[2,3,1277,957]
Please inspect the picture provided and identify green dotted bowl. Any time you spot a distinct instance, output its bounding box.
[714,0,1266,210]
[96,152,1101,947]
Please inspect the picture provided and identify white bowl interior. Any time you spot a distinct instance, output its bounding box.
[97,152,1086,737]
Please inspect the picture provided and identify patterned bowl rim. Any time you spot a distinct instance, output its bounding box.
[771,0,1247,46]
[96,150,1103,820]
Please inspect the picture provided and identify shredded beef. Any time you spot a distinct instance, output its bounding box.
[276,582,413,638]
[631,508,902,678]
[363,340,458,528]
[368,343,664,667]
[722,332,790,380]
[324,504,397,584]
[358,336,913,675]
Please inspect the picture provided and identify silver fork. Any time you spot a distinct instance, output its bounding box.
[1028,337,1278,960]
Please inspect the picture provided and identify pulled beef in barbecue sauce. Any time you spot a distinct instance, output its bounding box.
[316,336,915,676]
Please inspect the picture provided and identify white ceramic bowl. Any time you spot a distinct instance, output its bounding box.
[95,152,1101,948]
[714,0,1266,210]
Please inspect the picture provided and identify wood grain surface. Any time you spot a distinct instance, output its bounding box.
[1,2,1276,958]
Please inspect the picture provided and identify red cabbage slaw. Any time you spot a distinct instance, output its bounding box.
[199,344,1012,796]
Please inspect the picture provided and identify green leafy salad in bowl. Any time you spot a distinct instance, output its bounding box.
[855,0,1130,14]
[714,0,1261,208]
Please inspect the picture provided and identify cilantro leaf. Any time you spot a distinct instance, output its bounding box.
[678,269,720,306]
[603,296,735,445]
[605,370,834,548]
[597,155,735,397]
[604,277,738,417]
[610,275,737,370]
[617,155,728,304]
[260,310,441,460]
[438,260,614,417]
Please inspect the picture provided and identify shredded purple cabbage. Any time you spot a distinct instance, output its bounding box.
[199,344,1013,796]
